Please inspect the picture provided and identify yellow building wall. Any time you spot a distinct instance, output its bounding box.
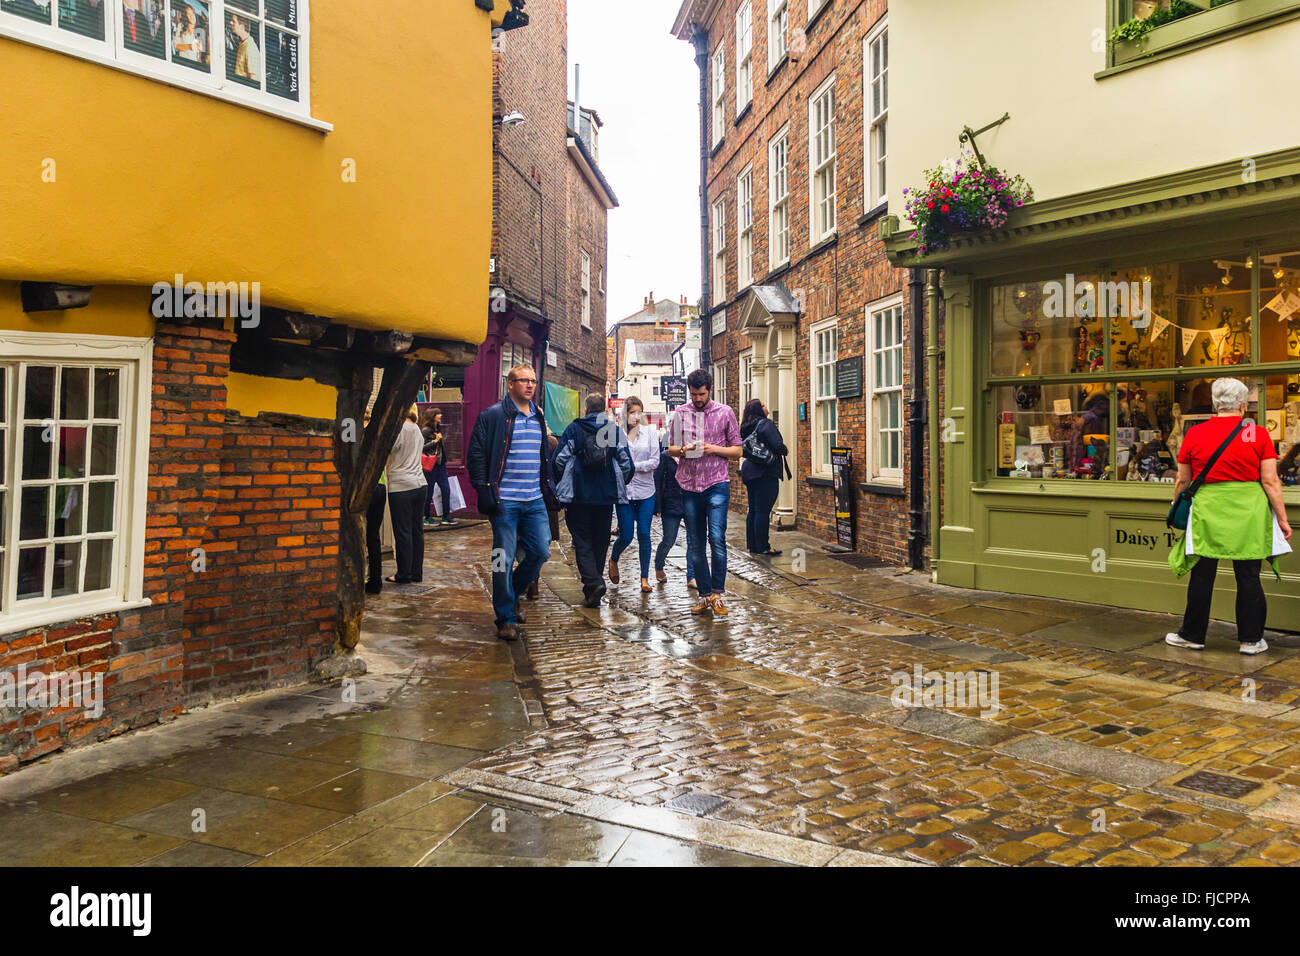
[889,1,1300,216]
[0,0,504,345]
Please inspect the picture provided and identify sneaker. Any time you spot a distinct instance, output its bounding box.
[691,597,713,615]
[1165,632,1204,650]
[1240,639,1269,655]
[711,594,729,617]
[423,519,438,529]
[442,518,458,526]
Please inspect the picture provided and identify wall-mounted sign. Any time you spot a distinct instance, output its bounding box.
[798,402,807,422]
[836,356,864,399]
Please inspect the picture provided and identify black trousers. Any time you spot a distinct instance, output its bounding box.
[565,503,614,601]
[1178,557,1266,644]
[388,486,428,583]
[365,483,386,586]
[745,476,780,552]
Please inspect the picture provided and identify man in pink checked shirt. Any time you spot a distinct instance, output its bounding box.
[667,368,742,617]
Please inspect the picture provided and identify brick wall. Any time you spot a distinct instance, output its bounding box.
[0,319,342,770]
[697,0,929,566]
[556,148,609,394]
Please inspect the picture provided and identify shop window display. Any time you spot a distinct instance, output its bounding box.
[989,252,1294,483]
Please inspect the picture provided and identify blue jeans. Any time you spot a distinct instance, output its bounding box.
[682,481,730,597]
[490,497,550,627]
[655,513,694,581]
[612,494,656,579]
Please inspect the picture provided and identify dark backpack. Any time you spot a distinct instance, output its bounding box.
[576,428,610,472]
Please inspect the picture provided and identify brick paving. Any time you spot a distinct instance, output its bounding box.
[467,521,1300,866]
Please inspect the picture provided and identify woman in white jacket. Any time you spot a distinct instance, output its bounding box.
[609,397,660,592]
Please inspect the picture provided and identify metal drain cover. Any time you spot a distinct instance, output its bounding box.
[1175,771,1261,800]
[663,791,729,817]
[828,553,890,569]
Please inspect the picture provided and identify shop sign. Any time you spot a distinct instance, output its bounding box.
[831,446,855,550]
[1109,518,1180,560]
[661,376,688,411]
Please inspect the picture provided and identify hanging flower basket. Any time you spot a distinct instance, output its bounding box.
[902,151,1034,258]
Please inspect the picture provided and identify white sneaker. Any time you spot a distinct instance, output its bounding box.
[1165,632,1204,650]
[1240,639,1269,655]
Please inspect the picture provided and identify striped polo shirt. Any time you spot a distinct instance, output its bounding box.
[499,404,543,502]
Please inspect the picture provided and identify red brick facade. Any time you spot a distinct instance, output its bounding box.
[689,0,929,566]
[0,320,339,771]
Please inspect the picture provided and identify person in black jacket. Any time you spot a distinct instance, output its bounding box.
[739,399,789,555]
[653,433,696,589]
[467,366,558,640]
[551,394,635,607]
[421,408,457,527]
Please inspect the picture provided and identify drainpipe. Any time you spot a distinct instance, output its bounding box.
[907,267,926,570]
[693,25,712,368]
[926,268,942,573]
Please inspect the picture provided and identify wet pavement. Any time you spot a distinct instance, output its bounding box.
[2,517,1300,866]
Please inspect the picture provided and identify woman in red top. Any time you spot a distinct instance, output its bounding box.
[1166,379,1292,655]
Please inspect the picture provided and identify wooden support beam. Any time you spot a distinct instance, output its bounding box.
[247,308,332,341]
[345,358,430,514]
[230,337,360,389]
[318,324,357,350]
[21,282,92,313]
[355,329,415,355]
[333,363,375,651]
[408,338,480,367]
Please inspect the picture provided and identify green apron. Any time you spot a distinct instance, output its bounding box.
[1168,481,1284,581]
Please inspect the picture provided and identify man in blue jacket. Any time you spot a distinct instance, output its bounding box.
[467,364,558,640]
[551,394,634,607]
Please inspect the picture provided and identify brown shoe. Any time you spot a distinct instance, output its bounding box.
[526,580,540,600]
[497,623,519,641]
[711,594,729,617]
[514,600,527,624]
[608,558,620,585]
[691,597,713,615]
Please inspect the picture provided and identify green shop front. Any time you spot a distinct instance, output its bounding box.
[886,147,1300,630]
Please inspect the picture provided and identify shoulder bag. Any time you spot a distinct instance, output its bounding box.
[1166,420,1246,530]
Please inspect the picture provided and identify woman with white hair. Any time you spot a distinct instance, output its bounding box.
[1167,378,1292,654]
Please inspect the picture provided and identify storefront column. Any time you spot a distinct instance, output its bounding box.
[938,273,977,586]
[772,316,798,528]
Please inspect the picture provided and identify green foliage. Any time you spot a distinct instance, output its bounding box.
[1109,0,1231,49]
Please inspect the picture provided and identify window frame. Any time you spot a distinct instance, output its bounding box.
[0,0,323,130]
[737,164,755,291]
[864,17,888,210]
[1104,0,1300,72]
[735,0,753,114]
[866,294,905,484]
[0,331,153,635]
[808,73,837,245]
[712,195,728,306]
[739,349,754,407]
[807,0,830,26]
[768,124,791,271]
[767,0,788,72]
[810,316,839,477]
[713,360,728,408]
[712,40,726,148]
[580,251,592,329]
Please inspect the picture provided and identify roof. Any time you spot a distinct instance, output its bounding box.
[750,284,801,315]
[567,132,618,209]
[629,342,678,366]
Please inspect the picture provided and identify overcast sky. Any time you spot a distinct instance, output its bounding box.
[568,0,701,327]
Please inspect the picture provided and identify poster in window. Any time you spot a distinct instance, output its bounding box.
[58,0,106,39]
[2,0,52,25]
[171,0,210,72]
[226,5,262,87]
[122,0,166,58]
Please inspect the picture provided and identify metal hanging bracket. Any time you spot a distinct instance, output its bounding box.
[959,113,1011,169]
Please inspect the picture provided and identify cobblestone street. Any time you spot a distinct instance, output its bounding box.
[4,521,1300,867]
